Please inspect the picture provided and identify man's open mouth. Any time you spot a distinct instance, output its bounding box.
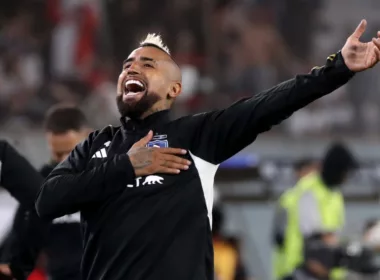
[124,79,147,96]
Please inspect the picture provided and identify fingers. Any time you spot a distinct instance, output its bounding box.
[157,147,187,155]
[374,43,380,62]
[158,154,191,173]
[372,37,380,50]
[157,153,191,174]
[132,130,153,148]
[159,167,182,174]
[161,155,191,171]
[351,19,367,39]
[162,154,191,165]
[161,160,189,171]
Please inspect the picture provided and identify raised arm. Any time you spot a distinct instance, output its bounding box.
[187,20,380,164]
[187,51,354,163]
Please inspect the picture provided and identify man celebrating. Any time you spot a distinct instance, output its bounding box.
[36,20,380,280]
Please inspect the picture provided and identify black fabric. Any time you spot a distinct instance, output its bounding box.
[0,144,82,280]
[36,52,354,280]
[39,162,57,178]
[38,163,83,280]
[0,141,43,207]
[0,141,47,280]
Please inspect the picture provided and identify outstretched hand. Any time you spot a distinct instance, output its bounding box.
[342,20,380,72]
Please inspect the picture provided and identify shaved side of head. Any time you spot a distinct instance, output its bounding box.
[139,34,182,82]
[165,59,182,82]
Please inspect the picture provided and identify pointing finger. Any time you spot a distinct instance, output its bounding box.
[351,19,367,39]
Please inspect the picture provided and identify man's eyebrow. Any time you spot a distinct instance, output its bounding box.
[140,56,155,62]
[123,56,155,65]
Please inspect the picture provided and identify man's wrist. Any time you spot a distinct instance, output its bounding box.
[335,51,356,76]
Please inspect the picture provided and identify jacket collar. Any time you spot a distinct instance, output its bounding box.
[120,110,171,131]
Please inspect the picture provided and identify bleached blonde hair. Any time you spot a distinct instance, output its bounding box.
[139,33,171,55]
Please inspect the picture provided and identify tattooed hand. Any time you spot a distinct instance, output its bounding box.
[128,131,191,177]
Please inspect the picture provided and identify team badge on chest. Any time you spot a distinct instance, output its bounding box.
[146,134,169,148]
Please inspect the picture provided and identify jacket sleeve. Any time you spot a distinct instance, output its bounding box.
[0,141,42,206]
[0,141,47,280]
[35,132,136,220]
[186,52,355,164]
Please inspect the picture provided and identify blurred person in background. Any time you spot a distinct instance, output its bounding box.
[273,142,358,280]
[293,158,319,181]
[0,141,47,280]
[271,157,318,279]
[38,104,91,280]
[43,104,91,168]
[213,205,248,280]
[1,104,91,280]
[295,219,380,280]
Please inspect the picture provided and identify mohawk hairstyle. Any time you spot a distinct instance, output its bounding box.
[139,33,171,55]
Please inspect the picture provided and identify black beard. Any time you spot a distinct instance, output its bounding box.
[116,91,161,119]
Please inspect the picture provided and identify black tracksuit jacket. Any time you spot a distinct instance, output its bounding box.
[35,52,355,280]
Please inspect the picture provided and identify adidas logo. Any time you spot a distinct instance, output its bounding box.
[92,141,111,159]
[92,148,107,158]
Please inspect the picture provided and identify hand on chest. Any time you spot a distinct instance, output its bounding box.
[89,132,194,190]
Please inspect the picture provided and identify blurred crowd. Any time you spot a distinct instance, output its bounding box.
[0,0,118,130]
[1,0,380,136]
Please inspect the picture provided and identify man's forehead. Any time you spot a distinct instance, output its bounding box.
[125,46,171,62]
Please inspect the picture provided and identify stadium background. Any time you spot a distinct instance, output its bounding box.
[0,0,380,279]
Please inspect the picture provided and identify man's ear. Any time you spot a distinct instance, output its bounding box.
[168,82,182,98]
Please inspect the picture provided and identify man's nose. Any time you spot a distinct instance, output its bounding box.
[127,62,141,75]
